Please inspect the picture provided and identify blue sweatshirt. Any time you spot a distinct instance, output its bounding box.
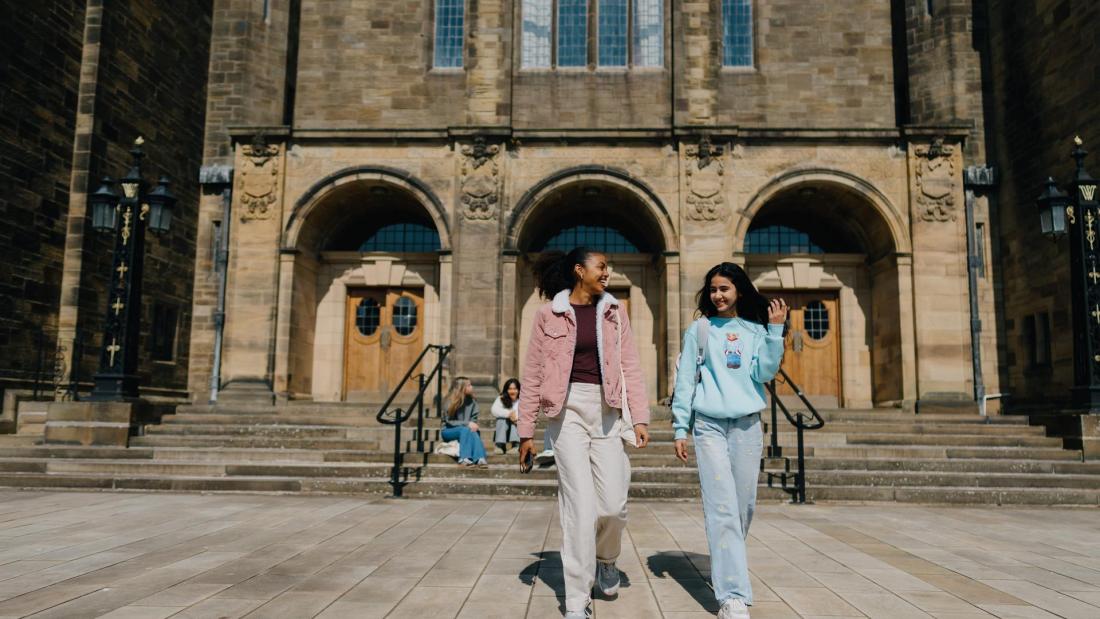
[671,317,785,440]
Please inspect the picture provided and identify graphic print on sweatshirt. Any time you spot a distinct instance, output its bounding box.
[725,332,744,369]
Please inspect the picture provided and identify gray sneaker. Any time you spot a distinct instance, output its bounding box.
[564,604,592,619]
[595,561,620,597]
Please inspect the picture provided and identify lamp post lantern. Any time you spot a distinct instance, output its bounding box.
[86,137,176,400]
[1037,136,1100,411]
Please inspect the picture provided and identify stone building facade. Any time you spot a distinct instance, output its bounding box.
[187,0,1002,411]
[0,0,212,419]
[984,0,1100,410]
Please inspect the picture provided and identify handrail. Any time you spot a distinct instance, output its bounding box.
[375,344,452,497]
[765,367,826,504]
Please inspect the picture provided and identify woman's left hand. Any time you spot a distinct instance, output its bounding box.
[768,298,789,324]
[633,423,649,448]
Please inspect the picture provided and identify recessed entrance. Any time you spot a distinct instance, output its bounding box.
[740,174,908,409]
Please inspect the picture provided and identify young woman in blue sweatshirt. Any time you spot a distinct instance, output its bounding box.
[671,262,787,619]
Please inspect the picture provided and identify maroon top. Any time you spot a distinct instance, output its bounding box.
[570,304,602,385]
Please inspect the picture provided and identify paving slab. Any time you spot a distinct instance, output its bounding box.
[0,491,1096,617]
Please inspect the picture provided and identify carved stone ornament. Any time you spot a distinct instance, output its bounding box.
[460,137,501,221]
[684,137,726,221]
[237,133,281,221]
[914,137,957,222]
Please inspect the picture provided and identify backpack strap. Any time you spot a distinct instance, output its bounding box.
[693,317,709,384]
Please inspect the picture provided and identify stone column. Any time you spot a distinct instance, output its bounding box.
[663,252,682,397]
[272,249,298,401]
[906,135,973,404]
[498,250,520,380]
[218,133,288,403]
[451,138,506,389]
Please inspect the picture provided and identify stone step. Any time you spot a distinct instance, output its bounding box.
[842,433,1061,448]
[0,435,40,447]
[809,445,1079,460]
[14,456,1098,492]
[15,423,46,436]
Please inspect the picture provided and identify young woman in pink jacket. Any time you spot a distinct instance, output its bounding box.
[517,246,651,619]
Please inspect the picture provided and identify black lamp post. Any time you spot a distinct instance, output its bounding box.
[1036,136,1100,412]
[87,137,176,400]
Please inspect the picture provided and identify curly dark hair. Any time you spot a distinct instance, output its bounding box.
[531,246,603,299]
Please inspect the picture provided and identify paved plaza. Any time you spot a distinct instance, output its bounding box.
[0,492,1098,618]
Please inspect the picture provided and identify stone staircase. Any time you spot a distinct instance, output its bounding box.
[0,402,1097,505]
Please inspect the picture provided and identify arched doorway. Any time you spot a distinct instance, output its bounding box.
[277,170,451,402]
[737,172,912,409]
[507,172,677,401]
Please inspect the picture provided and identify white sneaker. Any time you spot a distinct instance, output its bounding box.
[564,602,592,618]
[595,561,620,597]
[535,449,555,465]
[718,598,750,619]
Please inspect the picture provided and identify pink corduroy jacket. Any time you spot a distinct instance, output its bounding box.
[518,289,650,438]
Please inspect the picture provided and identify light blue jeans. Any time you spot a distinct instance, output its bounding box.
[693,412,763,606]
[441,425,487,462]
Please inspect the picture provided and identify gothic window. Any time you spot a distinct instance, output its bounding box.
[521,0,664,69]
[434,0,465,68]
[744,225,825,255]
[522,0,553,68]
[359,223,441,253]
[598,0,628,66]
[722,0,753,67]
[558,0,588,67]
[633,0,663,67]
[541,225,640,253]
[356,298,381,336]
[393,297,419,336]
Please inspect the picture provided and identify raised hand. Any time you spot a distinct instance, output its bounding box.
[768,298,789,325]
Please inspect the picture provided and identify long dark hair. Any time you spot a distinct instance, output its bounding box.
[696,262,774,328]
[532,246,601,299]
[499,378,521,408]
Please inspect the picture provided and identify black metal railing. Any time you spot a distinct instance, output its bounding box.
[764,368,826,504]
[0,327,83,402]
[375,344,453,497]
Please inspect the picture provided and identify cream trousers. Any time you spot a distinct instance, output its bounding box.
[548,382,631,613]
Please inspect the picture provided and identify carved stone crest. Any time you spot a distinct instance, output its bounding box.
[684,137,726,221]
[914,137,957,222]
[237,133,280,221]
[460,137,501,221]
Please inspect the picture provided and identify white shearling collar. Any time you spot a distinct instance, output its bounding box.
[551,289,620,317]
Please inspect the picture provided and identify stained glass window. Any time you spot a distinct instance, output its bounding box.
[633,0,663,67]
[359,223,441,253]
[541,225,639,253]
[744,225,825,255]
[356,298,381,336]
[598,0,628,67]
[393,297,419,336]
[434,0,465,68]
[557,0,588,67]
[722,0,753,67]
[522,0,552,68]
[804,301,829,340]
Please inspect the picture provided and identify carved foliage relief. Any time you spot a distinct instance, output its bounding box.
[914,138,958,223]
[684,137,727,221]
[460,137,502,221]
[237,133,281,221]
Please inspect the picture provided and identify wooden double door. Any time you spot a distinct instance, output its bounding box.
[766,291,841,408]
[343,288,424,401]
